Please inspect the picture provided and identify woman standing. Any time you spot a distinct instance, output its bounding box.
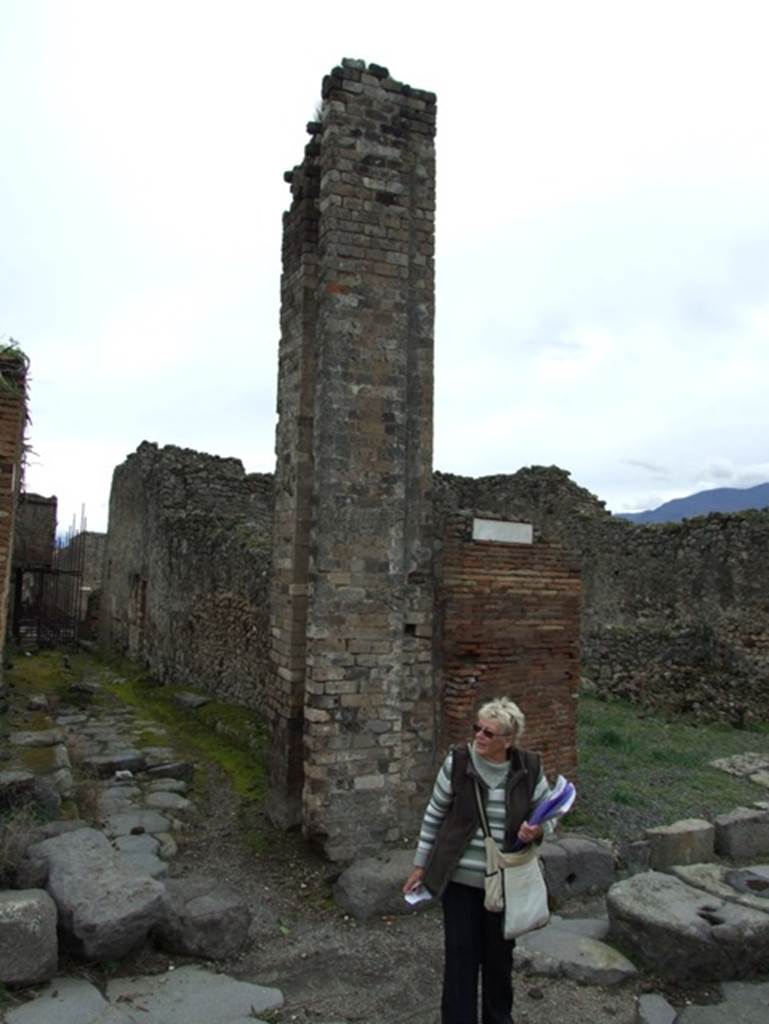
[402,697,553,1024]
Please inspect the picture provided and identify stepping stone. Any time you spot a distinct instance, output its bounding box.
[9,729,65,748]
[714,807,769,859]
[514,924,637,985]
[144,791,192,812]
[27,828,165,960]
[5,976,131,1024]
[607,870,769,981]
[26,695,49,711]
[106,966,283,1022]
[157,832,178,859]
[0,889,58,986]
[645,818,715,870]
[749,770,769,789]
[154,876,252,959]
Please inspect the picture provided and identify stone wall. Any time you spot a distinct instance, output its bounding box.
[269,59,437,857]
[54,530,106,630]
[99,442,273,707]
[437,512,580,779]
[14,493,56,569]
[436,467,769,724]
[0,350,28,668]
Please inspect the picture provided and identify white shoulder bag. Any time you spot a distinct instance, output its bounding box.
[473,776,550,939]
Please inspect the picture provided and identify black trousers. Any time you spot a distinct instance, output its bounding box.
[441,881,515,1024]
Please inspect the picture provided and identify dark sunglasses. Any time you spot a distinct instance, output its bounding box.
[473,723,510,740]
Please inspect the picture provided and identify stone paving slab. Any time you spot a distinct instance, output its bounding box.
[515,923,638,985]
[5,976,132,1024]
[607,870,769,981]
[675,979,769,1023]
[104,810,172,837]
[105,966,283,1023]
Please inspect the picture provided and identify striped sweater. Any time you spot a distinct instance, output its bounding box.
[414,746,555,889]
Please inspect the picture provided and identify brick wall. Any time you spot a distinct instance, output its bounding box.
[436,512,580,779]
[269,59,437,858]
[0,352,28,668]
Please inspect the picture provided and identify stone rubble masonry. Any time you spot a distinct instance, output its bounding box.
[0,351,28,678]
[13,492,56,569]
[269,60,437,857]
[436,467,769,725]
[99,442,274,707]
[54,530,106,627]
[436,512,580,780]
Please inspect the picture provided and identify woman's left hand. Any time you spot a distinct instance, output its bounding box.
[517,820,543,845]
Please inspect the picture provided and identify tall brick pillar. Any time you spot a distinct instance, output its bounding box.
[269,60,437,858]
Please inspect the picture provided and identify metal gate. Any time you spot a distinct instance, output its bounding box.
[11,566,83,647]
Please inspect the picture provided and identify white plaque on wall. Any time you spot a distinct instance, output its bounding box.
[472,518,533,544]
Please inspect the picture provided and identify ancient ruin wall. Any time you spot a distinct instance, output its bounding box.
[13,493,56,569]
[100,442,273,706]
[0,351,28,668]
[270,60,436,858]
[436,467,769,723]
[437,512,580,780]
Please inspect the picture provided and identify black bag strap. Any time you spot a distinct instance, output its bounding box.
[472,774,492,838]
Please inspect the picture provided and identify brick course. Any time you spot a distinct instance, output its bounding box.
[437,512,580,780]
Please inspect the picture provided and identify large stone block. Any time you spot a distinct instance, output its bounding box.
[714,807,769,860]
[540,835,615,904]
[645,818,715,870]
[154,875,252,958]
[607,870,769,981]
[27,827,165,960]
[334,849,429,921]
[0,889,57,986]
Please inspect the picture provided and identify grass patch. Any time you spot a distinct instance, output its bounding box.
[96,661,267,803]
[569,696,769,841]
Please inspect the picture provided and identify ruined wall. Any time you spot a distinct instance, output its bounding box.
[0,352,28,663]
[100,442,273,706]
[270,59,436,858]
[14,493,56,569]
[54,530,106,630]
[437,512,580,779]
[437,468,769,723]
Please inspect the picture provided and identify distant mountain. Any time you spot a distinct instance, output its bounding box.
[617,482,769,524]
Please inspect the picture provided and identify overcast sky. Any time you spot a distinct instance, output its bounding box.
[3,0,769,534]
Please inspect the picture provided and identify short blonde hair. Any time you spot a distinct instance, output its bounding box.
[477,697,525,741]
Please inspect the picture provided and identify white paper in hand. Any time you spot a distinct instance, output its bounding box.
[404,885,432,906]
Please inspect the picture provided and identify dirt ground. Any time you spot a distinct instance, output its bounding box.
[116,765,701,1024]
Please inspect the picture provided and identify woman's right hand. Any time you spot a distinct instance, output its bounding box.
[402,866,426,894]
